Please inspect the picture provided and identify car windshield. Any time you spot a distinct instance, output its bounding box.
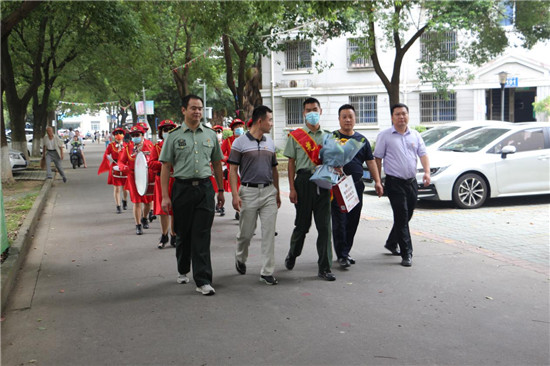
[439,128,510,152]
[421,126,460,146]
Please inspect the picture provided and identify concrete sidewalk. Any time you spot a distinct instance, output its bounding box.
[1,143,549,366]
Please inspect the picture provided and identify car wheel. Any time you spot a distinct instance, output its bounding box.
[452,173,488,209]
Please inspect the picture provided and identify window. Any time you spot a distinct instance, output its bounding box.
[420,31,457,62]
[347,38,371,68]
[420,93,456,123]
[286,98,306,126]
[499,1,515,26]
[91,122,100,131]
[492,128,545,153]
[285,41,312,70]
[349,95,377,124]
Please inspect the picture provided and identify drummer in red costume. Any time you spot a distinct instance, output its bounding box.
[149,120,178,248]
[221,119,244,219]
[118,125,155,235]
[136,122,158,221]
[98,128,129,214]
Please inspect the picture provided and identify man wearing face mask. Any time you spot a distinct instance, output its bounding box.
[118,125,155,235]
[221,118,244,218]
[283,97,335,281]
[98,128,129,213]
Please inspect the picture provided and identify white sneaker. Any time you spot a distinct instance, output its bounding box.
[176,274,190,284]
[195,284,215,296]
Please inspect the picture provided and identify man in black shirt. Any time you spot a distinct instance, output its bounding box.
[331,104,383,268]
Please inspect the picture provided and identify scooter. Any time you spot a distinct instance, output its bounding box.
[70,146,83,169]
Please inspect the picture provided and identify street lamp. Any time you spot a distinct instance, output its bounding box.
[197,79,207,124]
[498,71,508,121]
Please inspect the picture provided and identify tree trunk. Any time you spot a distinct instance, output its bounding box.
[222,34,238,116]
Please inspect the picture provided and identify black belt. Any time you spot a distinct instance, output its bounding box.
[297,169,314,175]
[386,175,416,184]
[242,182,272,188]
[47,149,56,151]
[176,177,210,186]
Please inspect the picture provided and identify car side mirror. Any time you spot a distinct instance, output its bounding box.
[501,145,516,159]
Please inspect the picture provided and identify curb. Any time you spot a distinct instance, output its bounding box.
[1,177,52,311]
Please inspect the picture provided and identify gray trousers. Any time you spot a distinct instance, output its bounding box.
[235,185,278,276]
[45,150,66,179]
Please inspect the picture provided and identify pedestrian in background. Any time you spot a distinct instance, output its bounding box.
[373,103,430,267]
[283,97,335,281]
[331,104,383,268]
[159,94,225,296]
[42,126,68,183]
[229,105,281,285]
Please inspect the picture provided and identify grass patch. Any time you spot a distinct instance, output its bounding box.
[3,181,42,244]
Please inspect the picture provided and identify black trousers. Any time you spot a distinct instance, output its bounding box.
[289,173,332,272]
[331,179,364,259]
[385,175,418,258]
[171,179,215,286]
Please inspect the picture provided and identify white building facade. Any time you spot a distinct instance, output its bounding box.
[260,28,550,149]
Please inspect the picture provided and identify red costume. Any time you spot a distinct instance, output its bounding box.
[221,119,245,192]
[118,126,155,204]
[98,134,127,186]
[149,120,177,215]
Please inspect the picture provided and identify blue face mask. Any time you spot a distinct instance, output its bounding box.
[234,127,244,136]
[305,112,320,126]
[132,137,142,144]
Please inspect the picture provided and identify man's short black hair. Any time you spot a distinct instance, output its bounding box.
[338,104,355,116]
[251,105,273,125]
[303,97,321,109]
[182,94,204,108]
[391,103,409,115]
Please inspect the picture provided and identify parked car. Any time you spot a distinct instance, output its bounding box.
[421,121,513,152]
[6,136,33,156]
[8,148,28,171]
[417,122,550,208]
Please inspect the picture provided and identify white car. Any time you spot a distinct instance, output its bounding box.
[417,122,550,209]
[421,121,514,152]
[8,148,28,171]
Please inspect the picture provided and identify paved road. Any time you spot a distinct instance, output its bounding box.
[2,143,549,366]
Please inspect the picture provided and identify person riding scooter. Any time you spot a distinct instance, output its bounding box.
[69,135,84,168]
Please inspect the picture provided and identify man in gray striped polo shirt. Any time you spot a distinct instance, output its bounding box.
[228,105,281,285]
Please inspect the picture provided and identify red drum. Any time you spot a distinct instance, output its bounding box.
[144,181,155,196]
[112,168,127,179]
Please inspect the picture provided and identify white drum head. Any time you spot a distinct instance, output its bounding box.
[134,152,148,196]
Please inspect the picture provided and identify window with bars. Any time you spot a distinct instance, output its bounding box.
[285,41,312,70]
[286,98,306,126]
[420,31,457,62]
[420,93,457,123]
[347,38,371,69]
[349,95,377,124]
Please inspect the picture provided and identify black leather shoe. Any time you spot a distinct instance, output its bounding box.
[318,271,336,281]
[347,256,356,265]
[136,224,143,235]
[401,255,412,267]
[285,254,296,270]
[384,243,401,256]
[337,257,350,268]
[219,207,225,216]
[158,234,169,249]
[141,217,149,229]
[116,205,122,214]
[170,235,176,247]
[122,200,128,210]
[149,210,156,222]
[235,257,246,275]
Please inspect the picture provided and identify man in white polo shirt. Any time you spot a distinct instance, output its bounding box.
[228,105,281,285]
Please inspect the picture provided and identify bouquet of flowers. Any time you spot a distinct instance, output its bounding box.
[310,134,365,189]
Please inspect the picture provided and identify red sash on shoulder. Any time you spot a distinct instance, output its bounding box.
[289,128,322,165]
